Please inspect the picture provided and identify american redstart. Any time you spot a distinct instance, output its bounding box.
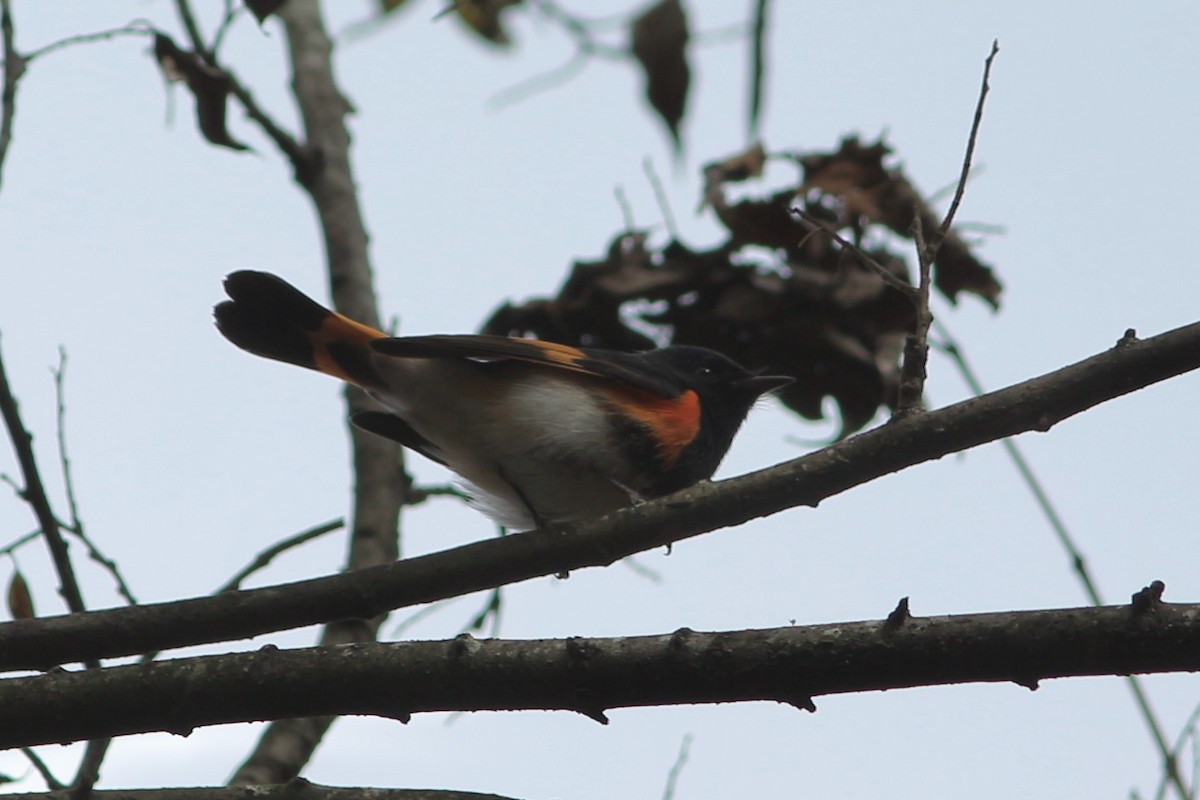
[214,271,791,531]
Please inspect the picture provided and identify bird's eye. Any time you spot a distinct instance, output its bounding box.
[696,366,715,378]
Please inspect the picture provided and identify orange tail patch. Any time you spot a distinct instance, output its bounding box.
[215,270,386,387]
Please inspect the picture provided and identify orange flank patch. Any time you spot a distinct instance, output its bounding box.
[310,311,387,384]
[605,387,702,467]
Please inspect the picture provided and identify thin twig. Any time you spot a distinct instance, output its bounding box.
[52,350,139,606]
[0,0,24,192]
[464,587,502,637]
[0,337,88,617]
[21,747,64,791]
[52,349,81,532]
[391,598,452,638]
[210,0,240,57]
[621,554,663,584]
[23,21,154,63]
[173,0,307,171]
[938,39,999,240]
[71,741,112,799]
[894,40,999,417]
[1154,701,1200,800]
[218,518,345,593]
[613,186,637,232]
[488,0,624,109]
[692,21,750,47]
[405,483,472,505]
[789,206,917,297]
[1,528,40,557]
[661,733,693,800]
[173,0,212,62]
[0,339,112,796]
[532,0,626,59]
[489,49,589,110]
[747,0,768,139]
[643,157,679,240]
[931,321,1190,800]
[927,163,987,206]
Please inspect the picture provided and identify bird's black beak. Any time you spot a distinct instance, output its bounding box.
[739,373,794,396]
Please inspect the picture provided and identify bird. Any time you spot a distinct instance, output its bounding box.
[214,270,791,531]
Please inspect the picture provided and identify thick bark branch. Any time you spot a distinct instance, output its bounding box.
[2,599,1197,748]
[227,0,407,785]
[0,321,1197,673]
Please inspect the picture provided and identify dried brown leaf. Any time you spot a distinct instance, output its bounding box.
[245,0,287,24]
[800,136,1002,309]
[483,137,1003,436]
[153,33,249,152]
[7,571,34,621]
[631,0,690,152]
[704,142,766,185]
[453,0,522,47]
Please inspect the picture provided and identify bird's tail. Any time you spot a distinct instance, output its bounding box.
[214,270,386,387]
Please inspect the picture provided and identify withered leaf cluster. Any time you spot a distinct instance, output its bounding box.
[152,33,248,152]
[483,138,1003,436]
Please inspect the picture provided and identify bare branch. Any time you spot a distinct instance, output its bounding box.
[894,213,934,416]
[51,349,139,607]
[1,319,1199,672]
[217,518,345,594]
[931,321,1189,799]
[50,350,80,531]
[3,597,1198,748]
[23,21,154,63]
[489,49,589,110]
[173,0,211,62]
[895,41,999,416]
[938,39,999,240]
[0,339,114,800]
[228,0,406,783]
[662,733,693,800]
[210,0,240,57]
[643,157,679,240]
[405,483,471,505]
[9,785,520,800]
[20,747,64,791]
[0,0,24,192]
[747,0,768,138]
[0,529,39,558]
[789,205,918,298]
[172,0,307,174]
[0,337,87,617]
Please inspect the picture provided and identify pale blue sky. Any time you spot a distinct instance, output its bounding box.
[2,2,1199,797]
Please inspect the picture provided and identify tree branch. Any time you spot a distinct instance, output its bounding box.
[895,40,999,415]
[227,0,407,784]
[0,0,23,191]
[3,784,521,800]
[1,595,1197,748]
[0,320,1198,672]
[932,320,1190,799]
[172,0,307,172]
[0,339,89,619]
[217,518,344,594]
